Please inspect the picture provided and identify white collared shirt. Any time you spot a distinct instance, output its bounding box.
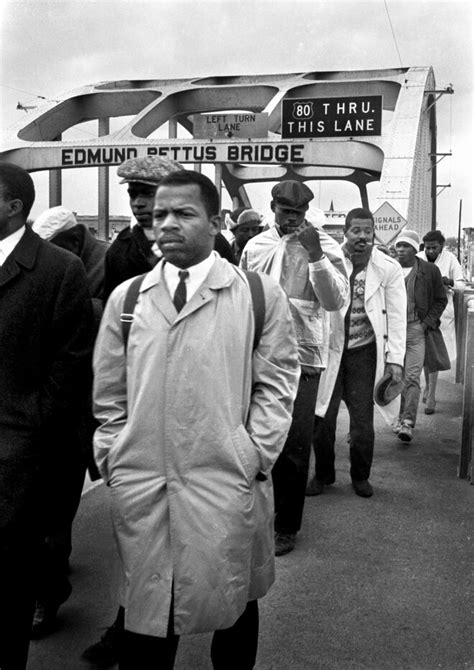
[0,226,26,266]
[163,251,217,303]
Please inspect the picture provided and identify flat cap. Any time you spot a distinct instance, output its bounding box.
[117,155,183,186]
[271,180,314,212]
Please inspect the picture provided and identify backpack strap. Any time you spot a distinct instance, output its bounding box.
[120,269,266,353]
[120,273,147,350]
[242,270,265,351]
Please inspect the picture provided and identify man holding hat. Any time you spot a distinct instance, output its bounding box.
[103,155,235,303]
[241,180,348,556]
[308,208,407,500]
[394,229,447,442]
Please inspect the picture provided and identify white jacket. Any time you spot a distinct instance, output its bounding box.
[315,246,407,425]
[240,225,348,369]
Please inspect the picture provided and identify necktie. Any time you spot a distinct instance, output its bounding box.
[173,270,189,312]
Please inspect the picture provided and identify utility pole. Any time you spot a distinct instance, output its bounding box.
[457,199,462,262]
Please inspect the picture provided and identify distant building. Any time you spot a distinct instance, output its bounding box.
[323,201,345,243]
[75,215,130,241]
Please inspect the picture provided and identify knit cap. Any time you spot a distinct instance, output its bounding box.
[396,229,420,252]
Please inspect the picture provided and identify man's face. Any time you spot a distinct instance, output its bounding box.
[0,183,15,239]
[153,183,219,269]
[233,221,261,249]
[396,242,417,267]
[127,182,158,228]
[273,203,306,235]
[344,217,374,254]
[424,240,443,262]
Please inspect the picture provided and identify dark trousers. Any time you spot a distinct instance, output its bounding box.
[119,600,259,670]
[314,342,376,483]
[272,373,320,534]
[37,447,87,605]
[0,538,38,670]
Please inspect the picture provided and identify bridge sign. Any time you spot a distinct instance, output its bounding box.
[373,201,406,245]
[193,113,268,139]
[281,95,382,139]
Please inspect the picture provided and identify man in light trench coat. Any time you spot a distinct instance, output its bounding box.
[93,170,300,669]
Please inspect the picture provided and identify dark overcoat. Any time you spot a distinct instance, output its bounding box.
[413,257,448,329]
[0,226,94,545]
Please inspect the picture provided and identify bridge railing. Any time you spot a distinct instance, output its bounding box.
[455,287,474,481]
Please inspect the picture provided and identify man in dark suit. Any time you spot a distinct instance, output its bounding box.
[0,162,94,669]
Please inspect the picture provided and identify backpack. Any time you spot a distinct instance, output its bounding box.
[120,269,265,351]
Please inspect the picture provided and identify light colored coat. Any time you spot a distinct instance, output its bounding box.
[240,225,348,369]
[417,247,466,361]
[316,246,407,424]
[93,255,300,637]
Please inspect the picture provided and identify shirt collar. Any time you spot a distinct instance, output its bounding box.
[0,226,26,265]
[163,251,217,283]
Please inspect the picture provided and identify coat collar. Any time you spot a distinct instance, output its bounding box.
[139,254,238,325]
[0,226,40,287]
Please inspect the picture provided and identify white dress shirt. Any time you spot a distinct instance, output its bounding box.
[163,251,217,304]
[0,226,26,266]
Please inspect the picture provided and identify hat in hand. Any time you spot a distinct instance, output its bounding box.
[271,180,314,212]
[374,372,403,407]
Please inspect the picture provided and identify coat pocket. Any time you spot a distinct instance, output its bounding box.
[231,424,260,484]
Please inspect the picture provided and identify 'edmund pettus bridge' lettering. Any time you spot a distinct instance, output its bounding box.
[61,143,305,166]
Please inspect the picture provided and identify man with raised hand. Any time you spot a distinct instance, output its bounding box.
[241,180,348,556]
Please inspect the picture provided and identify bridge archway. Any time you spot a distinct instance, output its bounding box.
[1,67,438,242]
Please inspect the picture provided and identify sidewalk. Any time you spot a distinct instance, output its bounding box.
[27,371,473,669]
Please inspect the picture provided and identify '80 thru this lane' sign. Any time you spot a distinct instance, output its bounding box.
[281,96,383,139]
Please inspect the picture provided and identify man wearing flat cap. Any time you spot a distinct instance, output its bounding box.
[103,156,235,303]
[240,180,349,556]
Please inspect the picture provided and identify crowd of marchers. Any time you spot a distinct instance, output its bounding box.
[0,157,465,670]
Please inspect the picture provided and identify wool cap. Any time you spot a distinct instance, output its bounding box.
[396,229,420,252]
[227,208,262,231]
[117,156,183,186]
[271,180,314,212]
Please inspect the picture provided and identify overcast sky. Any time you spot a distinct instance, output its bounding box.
[1,0,472,236]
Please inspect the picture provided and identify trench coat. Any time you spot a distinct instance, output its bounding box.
[315,246,407,424]
[93,254,300,637]
[417,247,465,361]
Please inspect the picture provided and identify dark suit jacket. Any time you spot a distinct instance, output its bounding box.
[413,257,448,330]
[0,226,95,543]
